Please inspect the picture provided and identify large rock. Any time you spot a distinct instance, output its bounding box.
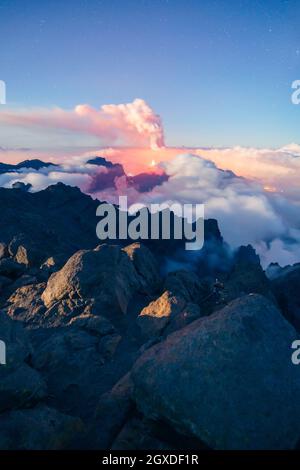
[9,234,44,267]
[0,405,83,449]
[0,311,30,366]
[268,263,300,331]
[123,243,160,294]
[222,245,274,304]
[30,315,122,418]
[137,291,201,339]
[111,415,170,451]
[42,244,141,315]
[0,364,47,412]
[164,270,205,303]
[0,310,47,411]
[91,373,134,449]
[132,294,300,450]
[6,283,46,325]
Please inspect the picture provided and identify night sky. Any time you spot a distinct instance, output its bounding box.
[0,0,300,148]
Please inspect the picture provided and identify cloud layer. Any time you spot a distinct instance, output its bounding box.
[1,98,300,268]
[1,152,300,268]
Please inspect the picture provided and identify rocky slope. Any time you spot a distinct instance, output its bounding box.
[0,183,299,450]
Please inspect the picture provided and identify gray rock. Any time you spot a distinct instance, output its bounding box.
[132,294,300,450]
[222,245,274,304]
[42,244,141,315]
[164,270,204,303]
[6,283,46,325]
[40,254,67,277]
[0,405,83,449]
[9,234,44,267]
[0,310,31,367]
[123,243,161,294]
[0,364,47,412]
[0,310,47,411]
[269,263,300,331]
[91,373,134,449]
[111,415,170,451]
[137,291,201,339]
[30,321,121,418]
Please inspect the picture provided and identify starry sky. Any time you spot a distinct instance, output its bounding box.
[0,0,300,149]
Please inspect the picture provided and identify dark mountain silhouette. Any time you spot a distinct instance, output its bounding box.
[0,159,56,174]
[87,156,120,168]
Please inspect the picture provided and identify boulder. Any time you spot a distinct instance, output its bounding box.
[0,310,31,366]
[42,244,141,315]
[91,373,134,449]
[0,364,47,412]
[268,263,300,331]
[40,254,67,277]
[123,243,161,294]
[9,234,44,267]
[0,405,83,449]
[164,302,201,336]
[132,294,300,450]
[222,245,274,303]
[137,291,201,339]
[0,310,47,411]
[6,283,46,326]
[111,415,170,451]
[30,317,122,418]
[164,270,205,303]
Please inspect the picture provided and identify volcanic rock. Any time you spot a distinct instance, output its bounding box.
[132,294,300,450]
[137,291,201,339]
[123,242,161,294]
[0,311,47,411]
[41,244,142,315]
[0,405,83,449]
[268,263,300,331]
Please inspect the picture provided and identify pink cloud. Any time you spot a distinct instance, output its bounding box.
[0,99,164,150]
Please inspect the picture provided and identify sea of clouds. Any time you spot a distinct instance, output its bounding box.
[1,98,300,268]
[0,150,300,269]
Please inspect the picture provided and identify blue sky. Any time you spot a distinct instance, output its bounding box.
[0,0,300,147]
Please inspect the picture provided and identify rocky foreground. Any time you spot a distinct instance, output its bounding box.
[0,183,300,450]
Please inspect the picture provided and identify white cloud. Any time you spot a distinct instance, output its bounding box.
[1,152,300,268]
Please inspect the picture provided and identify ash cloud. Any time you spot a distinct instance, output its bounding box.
[0,99,165,150]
